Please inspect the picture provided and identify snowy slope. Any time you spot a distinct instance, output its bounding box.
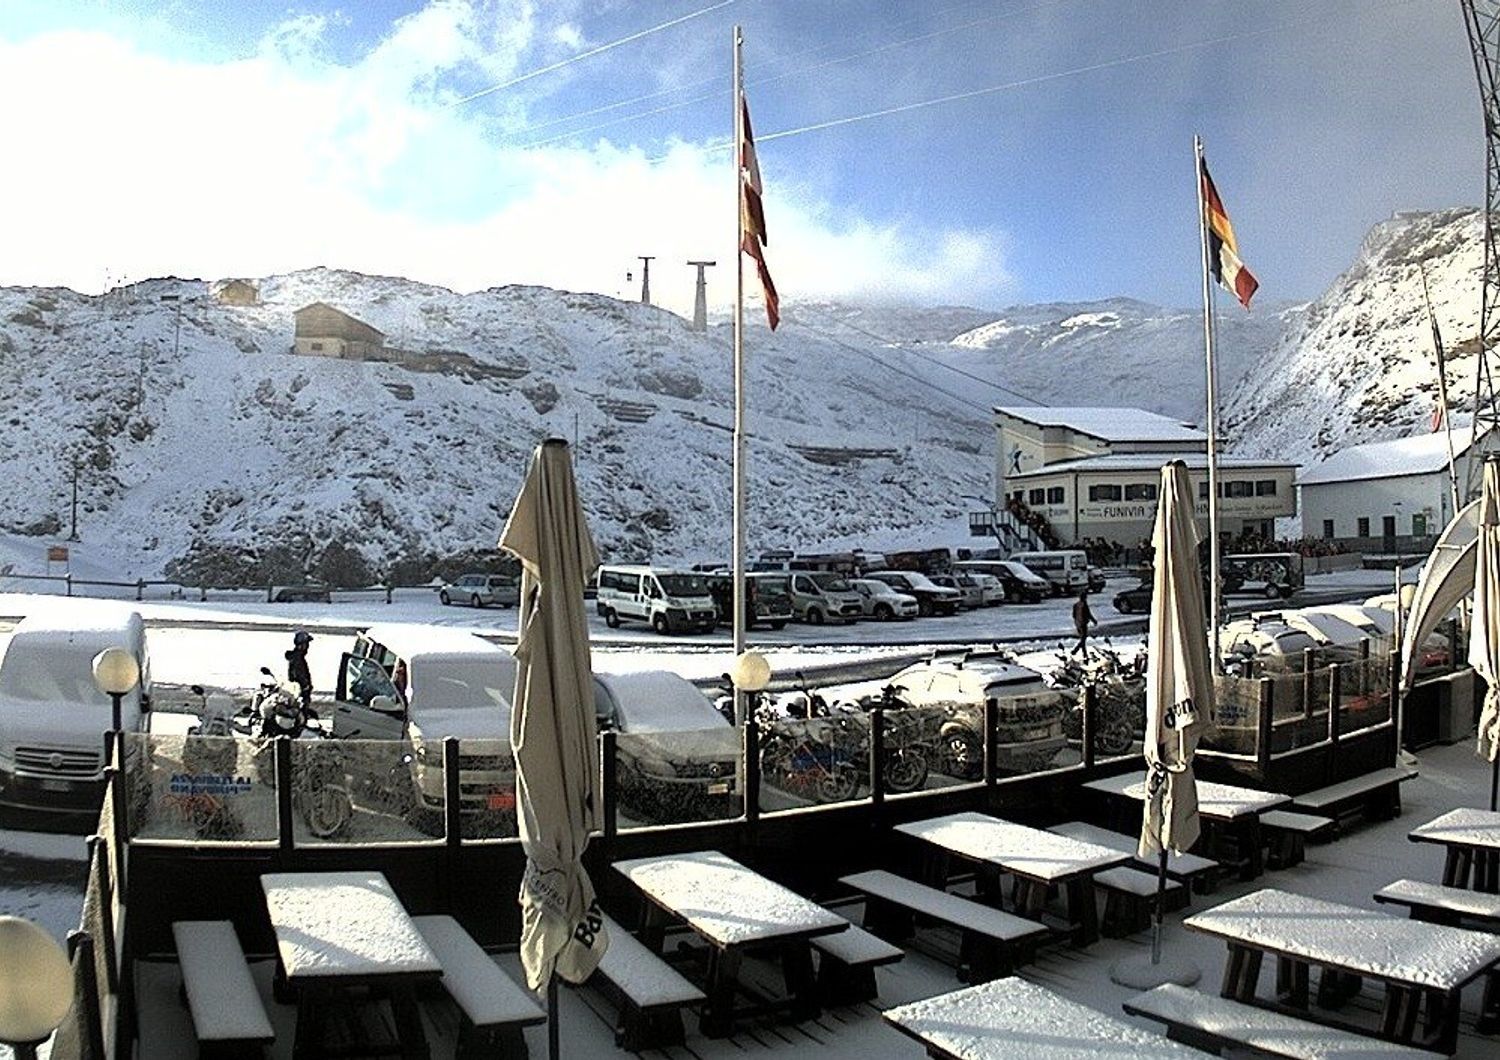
[1223,208,1483,466]
[0,270,1000,580]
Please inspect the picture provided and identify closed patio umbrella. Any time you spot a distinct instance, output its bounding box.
[1471,459,1500,809]
[499,440,609,1054]
[1112,460,1207,989]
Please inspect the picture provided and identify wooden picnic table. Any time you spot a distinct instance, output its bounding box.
[613,850,848,1038]
[882,975,1202,1059]
[261,870,442,1059]
[1083,772,1291,879]
[1184,887,1500,1054]
[894,811,1130,945]
[1409,808,1500,893]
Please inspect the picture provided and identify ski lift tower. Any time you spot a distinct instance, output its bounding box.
[1462,0,1500,498]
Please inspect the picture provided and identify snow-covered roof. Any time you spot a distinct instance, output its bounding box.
[362,623,509,661]
[1009,452,1294,479]
[996,406,1205,444]
[1297,430,1476,486]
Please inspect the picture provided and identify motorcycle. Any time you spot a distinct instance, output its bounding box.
[1049,643,1145,757]
[232,667,354,840]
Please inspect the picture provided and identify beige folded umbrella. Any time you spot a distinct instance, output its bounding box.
[1471,459,1500,807]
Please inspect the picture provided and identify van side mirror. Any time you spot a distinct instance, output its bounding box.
[370,695,404,717]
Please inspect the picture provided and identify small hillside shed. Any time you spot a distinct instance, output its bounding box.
[292,302,386,359]
[214,279,259,306]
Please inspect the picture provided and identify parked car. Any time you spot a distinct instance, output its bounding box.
[884,653,1062,778]
[966,573,1006,607]
[595,565,718,634]
[1010,550,1091,596]
[961,559,1050,604]
[1112,567,1245,614]
[1087,566,1107,594]
[333,624,518,835]
[272,584,332,603]
[787,571,863,625]
[1217,618,1321,672]
[848,578,919,620]
[705,573,793,630]
[864,570,961,616]
[593,671,739,823]
[439,573,519,608]
[1223,552,1305,599]
[928,573,984,610]
[0,606,151,813]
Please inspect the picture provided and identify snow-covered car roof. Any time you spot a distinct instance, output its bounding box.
[361,623,509,662]
[596,670,725,733]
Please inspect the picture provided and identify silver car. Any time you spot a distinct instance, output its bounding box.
[849,578,919,620]
[439,573,520,608]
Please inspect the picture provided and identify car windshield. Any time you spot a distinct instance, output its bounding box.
[901,572,938,590]
[657,574,708,596]
[413,661,510,710]
[811,573,851,591]
[753,575,790,593]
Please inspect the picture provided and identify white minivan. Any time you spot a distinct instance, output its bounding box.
[0,606,151,813]
[595,566,719,634]
[1010,550,1091,596]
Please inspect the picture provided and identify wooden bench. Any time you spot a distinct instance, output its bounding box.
[1373,878,1500,927]
[411,916,545,1059]
[1259,809,1336,869]
[1049,820,1221,894]
[1290,766,1418,828]
[590,914,706,1052]
[810,915,904,1005]
[1124,982,1432,1058]
[1092,866,1184,938]
[838,869,1048,982]
[172,920,275,1060]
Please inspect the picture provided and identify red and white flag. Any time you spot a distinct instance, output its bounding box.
[1200,159,1258,310]
[739,97,780,330]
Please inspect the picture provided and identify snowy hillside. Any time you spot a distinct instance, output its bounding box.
[938,296,1297,424]
[1223,208,1483,466]
[0,270,1001,581]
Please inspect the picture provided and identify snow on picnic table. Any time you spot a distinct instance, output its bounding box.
[1409,807,1500,848]
[883,976,1203,1059]
[1184,887,1500,989]
[894,811,1129,881]
[613,850,847,948]
[260,870,441,979]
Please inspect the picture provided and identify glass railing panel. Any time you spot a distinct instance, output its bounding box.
[614,726,743,829]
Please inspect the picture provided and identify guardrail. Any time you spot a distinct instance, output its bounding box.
[0,570,435,604]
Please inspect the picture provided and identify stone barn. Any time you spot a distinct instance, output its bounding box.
[292,302,386,359]
[214,279,259,306]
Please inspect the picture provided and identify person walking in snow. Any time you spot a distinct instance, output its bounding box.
[286,630,314,713]
[1071,591,1095,656]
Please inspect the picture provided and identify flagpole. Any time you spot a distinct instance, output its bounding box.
[731,25,749,725]
[1196,134,1223,674]
[1422,262,1464,524]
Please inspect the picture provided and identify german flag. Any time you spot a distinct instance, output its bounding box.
[740,97,779,330]
[1201,160,1258,310]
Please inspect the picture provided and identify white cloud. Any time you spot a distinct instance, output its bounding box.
[0,2,1011,314]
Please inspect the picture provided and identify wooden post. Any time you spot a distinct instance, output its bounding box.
[443,737,462,847]
[1328,663,1343,751]
[66,931,106,1060]
[1256,678,1274,773]
[86,836,119,995]
[1081,685,1097,772]
[1302,648,1316,721]
[275,737,294,851]
[601,730,619,840]
[983,697,999,787]
[743,716,759,827]
[870,706,886,810]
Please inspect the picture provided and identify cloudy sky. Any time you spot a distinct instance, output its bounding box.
[0,0,1476,316]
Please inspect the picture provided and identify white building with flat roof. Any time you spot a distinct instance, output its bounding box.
[1298,429,1475,552]
[989,406,1297,549]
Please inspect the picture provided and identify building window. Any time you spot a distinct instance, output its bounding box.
[1413,513,1427,537]
[1254,479,1278,496]
[1322,519,1334,539]
[1046,486,1064,504]
[1199,481,1209,499]
[1011,490,1024,502]
[1357,517,1370,537]
[310,341,324,351]
[1124,483,1157,501]
[1028,488,1045,505]
[1225,480,1253,499]
[1088,484,1122,502]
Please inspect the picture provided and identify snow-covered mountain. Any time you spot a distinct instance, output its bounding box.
[0,270,1008,582]
[1223,208,1483,466]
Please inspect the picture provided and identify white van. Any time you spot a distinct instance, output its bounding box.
[1010,550,1091,596]
[595,566,718,634]
[333,624,517,831]
[0,607,150,813]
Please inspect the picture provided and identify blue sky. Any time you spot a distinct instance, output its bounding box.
[0,0,1476,315]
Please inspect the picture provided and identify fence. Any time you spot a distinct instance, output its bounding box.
[0,570,435,605]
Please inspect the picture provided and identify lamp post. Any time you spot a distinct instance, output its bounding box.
[0,916,73,1060]
[732,649,772,717]
[92,647,140,735]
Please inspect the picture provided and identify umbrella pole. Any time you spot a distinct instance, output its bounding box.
[548,973,559,1060]
[1491,754,1499,813]
[1151,849,1167,965]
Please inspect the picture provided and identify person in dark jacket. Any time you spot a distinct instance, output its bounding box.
[286,629,313,712]
[1071,591,1095,655]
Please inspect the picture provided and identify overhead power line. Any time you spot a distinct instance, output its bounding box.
[450,0,739,108]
